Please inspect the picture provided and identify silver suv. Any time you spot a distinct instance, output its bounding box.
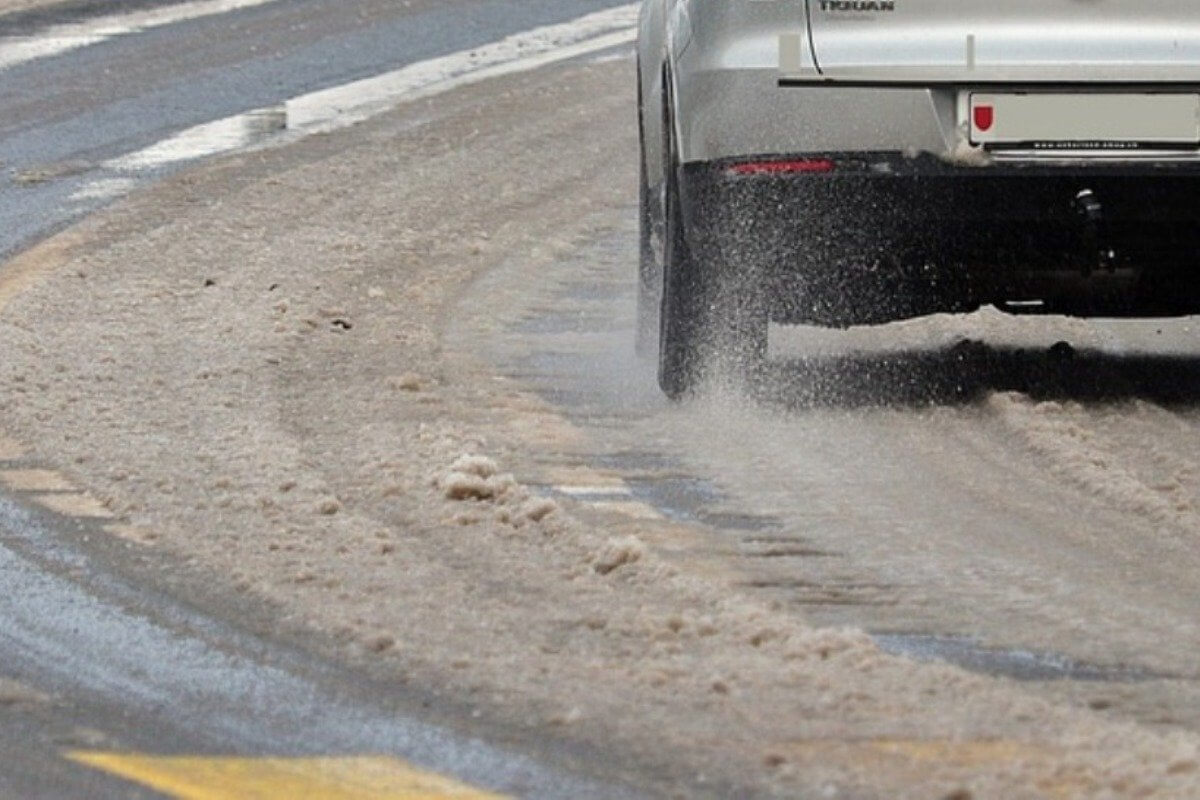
[637,1,1200,397]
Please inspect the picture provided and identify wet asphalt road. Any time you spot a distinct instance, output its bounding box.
[451,209,1200,736]
[0,0,641,796]
[0,490,639,798]
[0,0,630,260]
[17,0,1200,794]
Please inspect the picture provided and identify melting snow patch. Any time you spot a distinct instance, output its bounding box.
[440,472,496,501]
[436,454,560,528]
[592,535,645,575]
[448,455,499,479]
[106,108,287,172]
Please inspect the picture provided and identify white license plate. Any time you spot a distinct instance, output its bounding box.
[969,93,1200,150]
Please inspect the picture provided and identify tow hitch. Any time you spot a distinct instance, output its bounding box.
[1073,188,1117,276]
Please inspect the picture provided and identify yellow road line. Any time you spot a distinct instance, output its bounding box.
[68,753,511,800]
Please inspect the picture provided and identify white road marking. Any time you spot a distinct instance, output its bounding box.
[553,483,667,520]
[86,5,638,185]
[283,11,638,134]
[587,501,663,520]
[67,177,136,202]
[587,49,635,65]
[555,485,634,498]
[0,0,282,72]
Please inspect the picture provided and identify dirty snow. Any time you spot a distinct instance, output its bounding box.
[987,392,1200,527]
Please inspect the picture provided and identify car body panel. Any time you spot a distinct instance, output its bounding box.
[806,1,1200,83]
[642,0,1200,166]
[675,62,954,165]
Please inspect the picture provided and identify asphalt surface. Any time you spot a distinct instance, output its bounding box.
[12,0,1200,795]
[0,0,630,260]
[0,0,641,796]
[0,490,641,798]
[451,210,1200,737]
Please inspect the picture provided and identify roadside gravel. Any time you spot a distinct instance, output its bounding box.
[1,56,1199,798]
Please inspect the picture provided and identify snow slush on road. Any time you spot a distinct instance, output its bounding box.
[2,0,1200,796]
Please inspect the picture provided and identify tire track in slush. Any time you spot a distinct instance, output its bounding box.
[985,392,1200,531]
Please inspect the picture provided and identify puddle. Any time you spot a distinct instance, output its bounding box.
[560,281,622,303]
[625,475,720,522]
[873,633,1173,683]
[593,451,682,473]
[619,474,787,532]
[515,313,593,335]
[541,448,789,533]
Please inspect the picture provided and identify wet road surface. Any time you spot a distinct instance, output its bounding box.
[0,0,631,260]
[9,0,1200,793]
[451,208,1200,735]
[0,0,642,795]
[0,485,638,798]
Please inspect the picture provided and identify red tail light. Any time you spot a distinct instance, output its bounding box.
[728,158,835,176]
[973,104,995,132]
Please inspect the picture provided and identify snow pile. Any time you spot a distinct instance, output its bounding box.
[435,453,560,529]
[591,534,645,575]
[438,454,505,501]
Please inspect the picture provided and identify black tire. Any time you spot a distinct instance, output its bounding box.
[657,160,767,399]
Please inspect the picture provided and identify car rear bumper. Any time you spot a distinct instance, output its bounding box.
[681,153,1200,324]
[675,66,953,165]
[675,60,1200,166]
